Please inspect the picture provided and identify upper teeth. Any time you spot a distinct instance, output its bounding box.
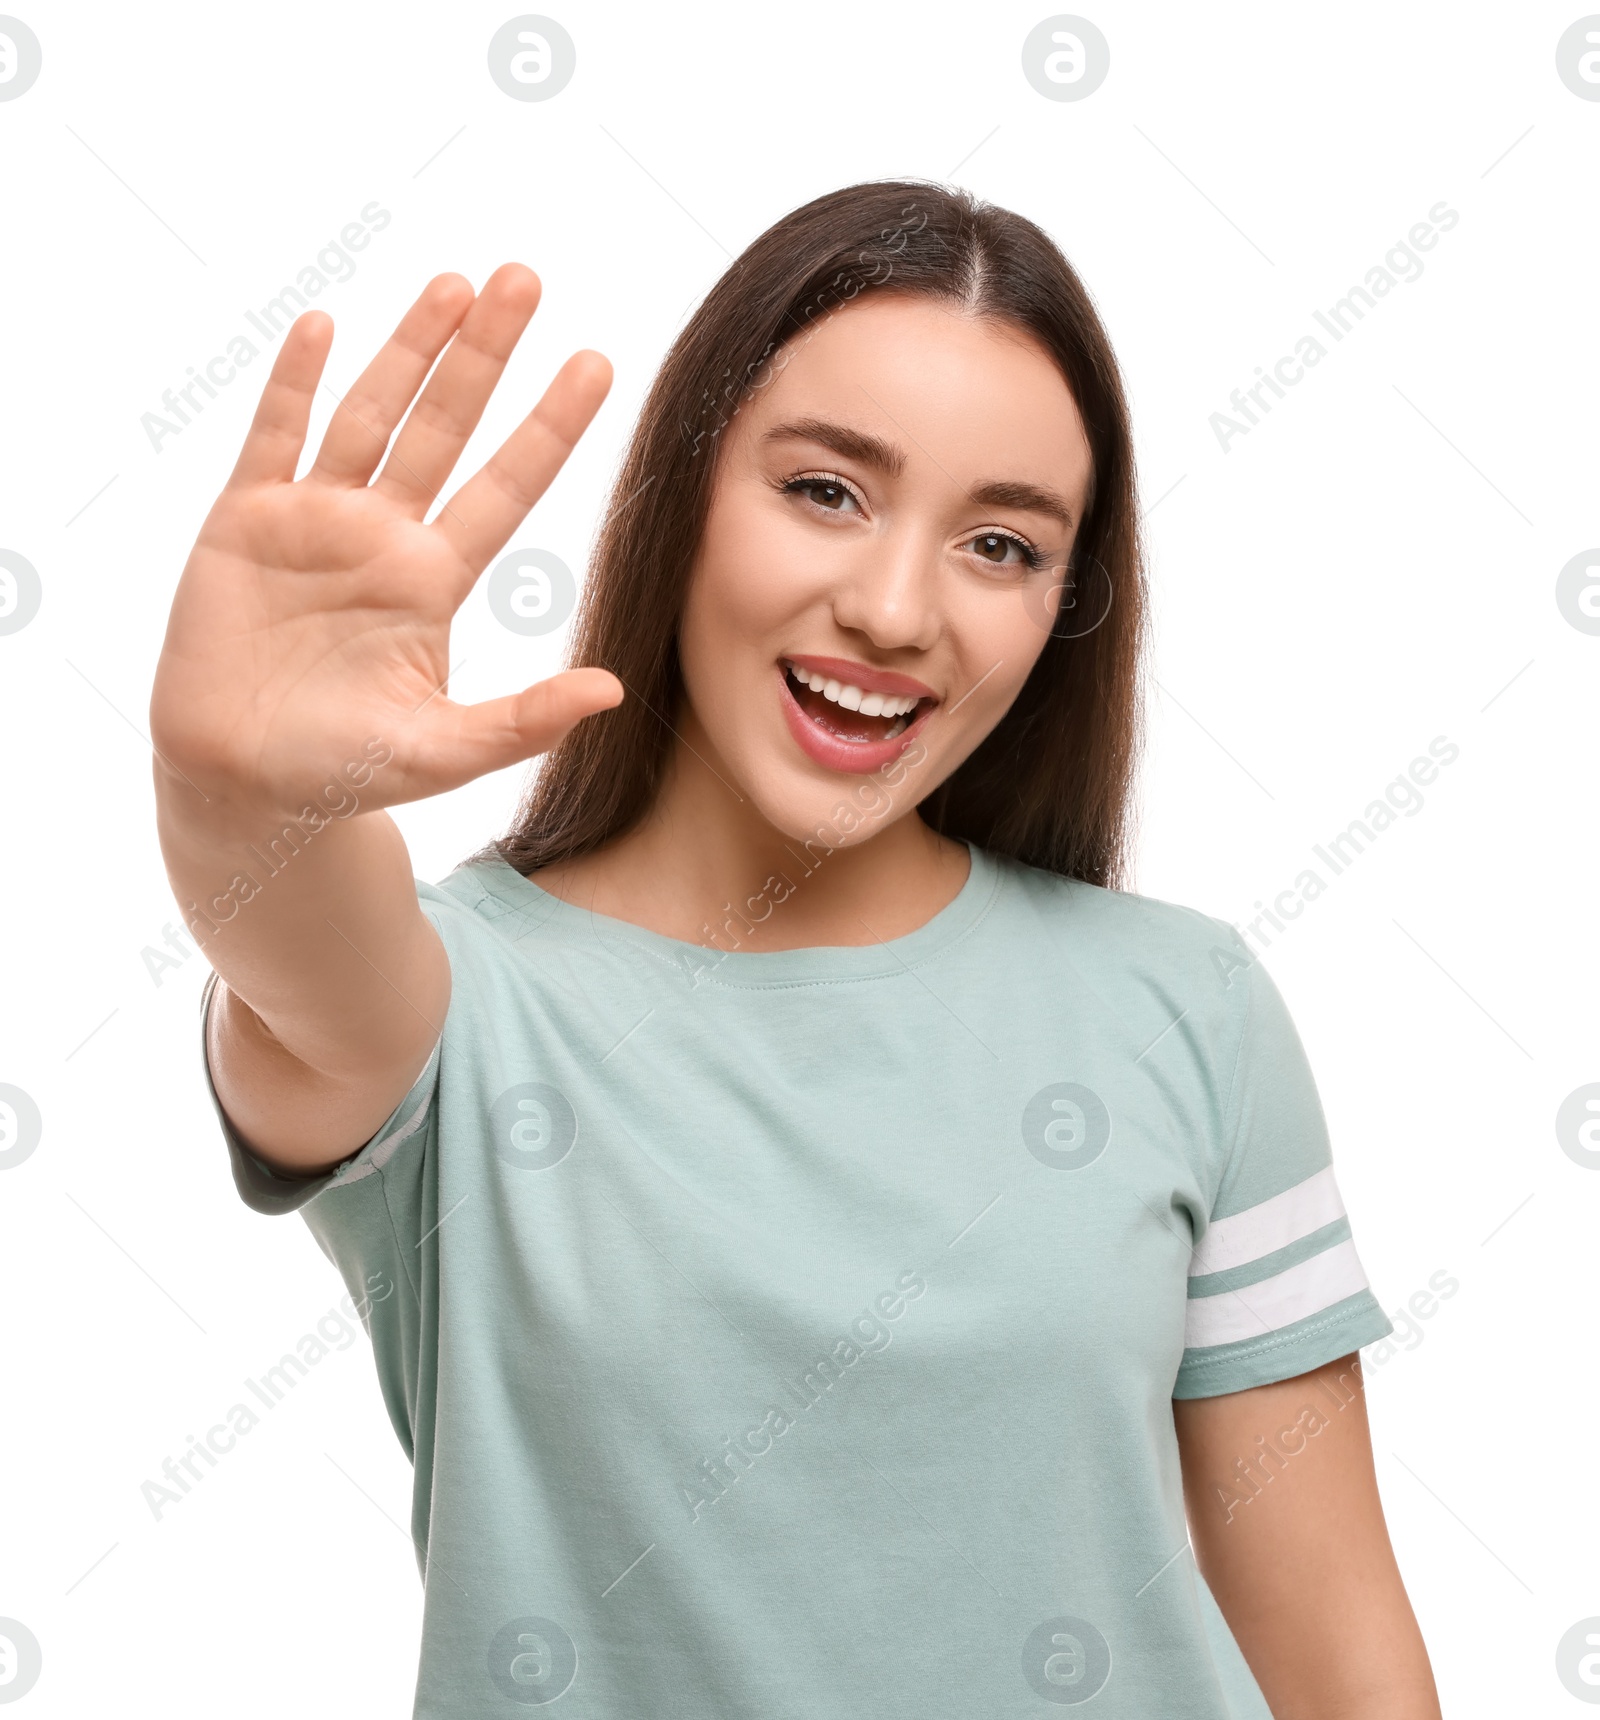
[788,664,921,717]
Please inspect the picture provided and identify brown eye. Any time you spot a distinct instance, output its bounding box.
[971,531,1041,568]
[784,476,862,514]
[975,532,1012,562]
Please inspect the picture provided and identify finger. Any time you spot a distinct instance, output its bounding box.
[419,668,624,790]
[432,350,613,578]
[227,313,334,488]
[372,263,543,516]
[307,274,476,488]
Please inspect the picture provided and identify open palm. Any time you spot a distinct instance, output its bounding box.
[149,265,621,821]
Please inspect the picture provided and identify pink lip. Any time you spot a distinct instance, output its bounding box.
[777,662,937,776]
[780,654,938,701]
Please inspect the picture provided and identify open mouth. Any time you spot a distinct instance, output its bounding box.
[780,659,935,746]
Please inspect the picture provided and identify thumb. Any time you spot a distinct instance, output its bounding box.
[427,667,625,788]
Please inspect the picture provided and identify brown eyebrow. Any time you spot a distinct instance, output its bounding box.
[762,417,1076,532]
[763,417,904,477]
[965,479,1075,533]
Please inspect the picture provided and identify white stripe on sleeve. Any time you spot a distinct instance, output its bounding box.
[1189,1164,1346,1277]
[1184,1237,1371,1350]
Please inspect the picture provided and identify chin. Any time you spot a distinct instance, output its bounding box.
[733,747,931,852]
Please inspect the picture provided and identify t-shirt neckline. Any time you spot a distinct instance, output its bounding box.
[460,839,1002,988]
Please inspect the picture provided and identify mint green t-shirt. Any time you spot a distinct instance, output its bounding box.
[200,841,1392,1718]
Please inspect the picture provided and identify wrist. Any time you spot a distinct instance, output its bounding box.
[151,738,395,849]
[153,760,386,916]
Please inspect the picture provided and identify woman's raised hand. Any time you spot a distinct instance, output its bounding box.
[149,265,622,825]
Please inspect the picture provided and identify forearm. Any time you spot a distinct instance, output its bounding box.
[1176,1357,1442,1720]
[153,755,446,1086]
[1192,1528,1439,1719]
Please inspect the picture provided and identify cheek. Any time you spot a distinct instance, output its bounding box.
[680,488,830,688]
[943,589,1052,734]
[681,517,771,688]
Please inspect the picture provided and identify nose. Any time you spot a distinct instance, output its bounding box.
[827,520,943,655]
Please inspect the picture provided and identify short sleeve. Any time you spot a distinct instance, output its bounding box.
[197,967,439,1218]
[1173,950,1393,1398]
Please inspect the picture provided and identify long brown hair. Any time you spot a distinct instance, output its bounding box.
[491,179,1147,889]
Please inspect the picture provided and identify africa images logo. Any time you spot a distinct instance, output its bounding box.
[486,1615,579,1706]
[1021,1615,1113,1704]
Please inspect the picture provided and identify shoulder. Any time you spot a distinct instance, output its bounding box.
[407,855,565,972]
[983,850,1265,1092]
[411,855,656,1016]
[417,853,547,929]
[989,849,1254,996]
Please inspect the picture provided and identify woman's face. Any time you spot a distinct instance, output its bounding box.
[676,291,1095,844]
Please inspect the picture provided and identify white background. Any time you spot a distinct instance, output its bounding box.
[1,1,1596,1714]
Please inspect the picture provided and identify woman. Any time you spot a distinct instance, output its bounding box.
[151,181,1442,1717]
